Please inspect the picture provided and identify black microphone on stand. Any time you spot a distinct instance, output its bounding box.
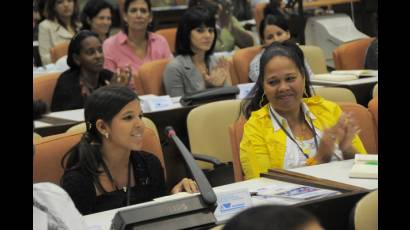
[165,126,217,205]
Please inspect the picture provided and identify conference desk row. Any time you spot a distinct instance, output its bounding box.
[83,159,377,230]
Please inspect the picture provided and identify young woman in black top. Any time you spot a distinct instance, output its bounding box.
[51,30,132,112]
[60,85,198,215]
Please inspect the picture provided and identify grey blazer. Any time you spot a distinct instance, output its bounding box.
[163,55,220,97]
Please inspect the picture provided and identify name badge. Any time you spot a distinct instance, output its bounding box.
[213,188,253,224]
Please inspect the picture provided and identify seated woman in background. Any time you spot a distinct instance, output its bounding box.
[38,0,81,65]
[248,14,314,82]
[60,85,198,215]
[223,205,323,230]
[103,0,172,90]
[163,6,231,97]
[51,30,131,112]
[80,0,114,42]
[240,41,366,180]
[213,0,254,52]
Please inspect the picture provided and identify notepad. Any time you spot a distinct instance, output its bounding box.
[349,154,378,179]
[312,70,378,82]
[312,73,358,82]
[331,70,378,78]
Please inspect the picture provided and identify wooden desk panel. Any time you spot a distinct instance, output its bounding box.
[303,0,359,8]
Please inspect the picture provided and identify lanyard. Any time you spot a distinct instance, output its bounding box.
[269,105,319,159]
[101,156,132,205]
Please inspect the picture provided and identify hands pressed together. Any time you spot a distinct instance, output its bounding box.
[105,65,132,87]
[170,178,199,194]
[203,58,230,87]
[316,112,361,163]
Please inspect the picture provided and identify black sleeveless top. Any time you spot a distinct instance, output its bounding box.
[61,151,167,215]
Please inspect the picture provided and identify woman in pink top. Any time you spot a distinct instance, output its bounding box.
[103,0,172,91]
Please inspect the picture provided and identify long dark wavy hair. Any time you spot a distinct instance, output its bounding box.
[61,85,139,187]
[45,0,80,32]
[241,40,313,119]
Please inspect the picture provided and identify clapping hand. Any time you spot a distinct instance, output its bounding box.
[317,112,360,162]
[204,58,230,87]
[105,65,132,86]
[336,112,361,152]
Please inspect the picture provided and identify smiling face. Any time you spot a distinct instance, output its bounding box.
[55,0,74,19]
[263,55,305,115]
[74,36,104,73]
[124,0,152,31]
[103,100,145,151]
[90,8,112,38]
[263,24,290,45]
[190,26,215,54]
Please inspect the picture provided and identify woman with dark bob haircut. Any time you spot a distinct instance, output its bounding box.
[223,205,324,230]
[60,85,199,215]
[38,0,81,65]
[51,30,131,112]
[240,41,367,179]
[81,0,114,42]
[163,6,231,97]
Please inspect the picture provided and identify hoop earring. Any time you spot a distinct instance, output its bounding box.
[259,93,265,108]
[303,87,309,97]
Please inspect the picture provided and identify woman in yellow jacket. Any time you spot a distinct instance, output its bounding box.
[240,41,366,180]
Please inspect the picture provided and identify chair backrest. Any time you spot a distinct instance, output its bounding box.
[332,38,375,70]
[314,87,357,103]
[155,28,177,54]
[33,72,61,108]
[34,118,165,185]
[232,46,263,84]
[338,102,378,154]
[372,83,378,98]
[50,42,70,63]
[368,97,378,129]
[228,116,247,182]
[187,99,242,169]
[254,3,268,33]
[33,132,42,141]
[138,59,170,95]
[132,72,145,96]
[353,190,378,230]
[299,45,328,74]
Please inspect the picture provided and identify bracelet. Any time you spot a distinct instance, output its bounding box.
[306,157,318,166]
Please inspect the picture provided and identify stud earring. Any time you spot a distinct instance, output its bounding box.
[104,133,109,139]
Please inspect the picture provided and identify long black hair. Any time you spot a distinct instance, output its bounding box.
[61,85,139,188]
[175,6,217,62]
[45,0,80,32]
[258,14,289,45]
[241,40,313,119]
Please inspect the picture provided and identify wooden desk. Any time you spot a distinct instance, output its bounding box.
[303,0,359,9]
[84,160,376,230]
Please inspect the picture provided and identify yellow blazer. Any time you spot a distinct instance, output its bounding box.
[240,96,367,180]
